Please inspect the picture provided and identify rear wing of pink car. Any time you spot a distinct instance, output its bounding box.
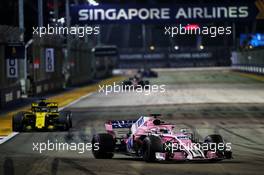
[105,120,137,138]
[105,120,136,130]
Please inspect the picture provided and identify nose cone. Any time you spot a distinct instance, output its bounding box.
[35,112,46,129]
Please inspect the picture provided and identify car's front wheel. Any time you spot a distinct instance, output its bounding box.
[92,133,115,159]
[142,135,163,162]
[204,134,232,160]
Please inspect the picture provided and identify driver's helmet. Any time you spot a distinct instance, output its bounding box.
[150,127,170,134]
[34,106,48,112]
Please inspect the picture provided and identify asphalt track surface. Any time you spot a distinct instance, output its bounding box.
[1,68,264,175]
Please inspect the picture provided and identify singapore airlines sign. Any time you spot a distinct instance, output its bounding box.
[70,2,264,24]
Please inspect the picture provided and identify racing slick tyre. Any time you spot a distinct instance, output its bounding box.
[145,80,150,85]
[142,135,163,162]
[58,111,72,131]
[122,81,132,89]
[204,134,224,145]
[204,134,224,152]
[63,111,72,128]
[92,133,115,159]
[12,112,24,132]
[138,80,150,89]
[204,134,232,160]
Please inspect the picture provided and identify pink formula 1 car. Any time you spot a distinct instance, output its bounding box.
[92,115,232,162]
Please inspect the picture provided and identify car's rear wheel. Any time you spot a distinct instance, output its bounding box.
[142,135,163,162]
[12,112,24,132]
[204,134,227,160]
[92,133,115,159]
[204,134,224,145]
[204,134,225,151]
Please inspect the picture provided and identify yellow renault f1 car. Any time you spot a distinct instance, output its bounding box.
[12,99,72,131]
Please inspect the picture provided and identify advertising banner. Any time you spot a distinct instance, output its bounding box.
[71,1,264,25]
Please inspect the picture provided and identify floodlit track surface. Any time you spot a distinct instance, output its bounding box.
[0,68,264,175]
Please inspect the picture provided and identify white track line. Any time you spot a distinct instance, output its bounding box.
[59,93,93,111]
[0,132,19,144]
[0,92,94,145]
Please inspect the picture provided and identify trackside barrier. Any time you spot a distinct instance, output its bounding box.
[232,65,264,75]
[68,40,95,85]
[0,25,23,108]
[0,85,21,108]
[231,50,264,75]
[118,47,231,68]
[29,35,65,96]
